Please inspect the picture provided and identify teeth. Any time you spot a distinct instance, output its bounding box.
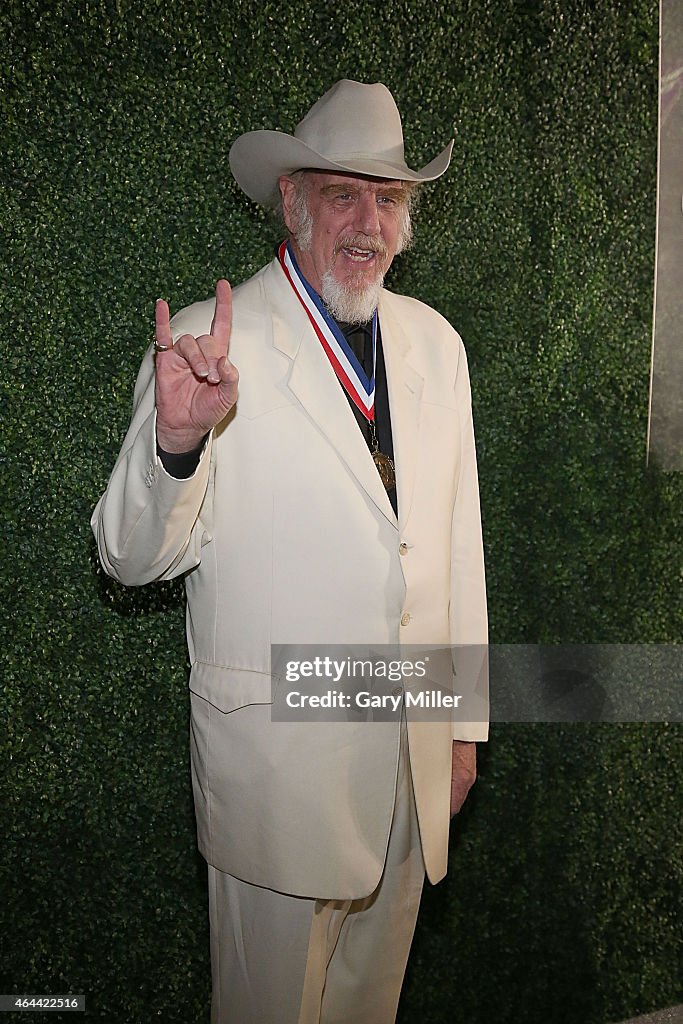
[344,247,374,260]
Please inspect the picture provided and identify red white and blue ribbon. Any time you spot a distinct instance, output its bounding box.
[277,240,377,422]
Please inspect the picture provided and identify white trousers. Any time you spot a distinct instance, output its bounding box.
[208,720,425,1024]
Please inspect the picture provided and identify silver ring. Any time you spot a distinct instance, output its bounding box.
[153,340,170,353]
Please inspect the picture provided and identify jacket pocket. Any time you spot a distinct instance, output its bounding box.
[189,661,273,714]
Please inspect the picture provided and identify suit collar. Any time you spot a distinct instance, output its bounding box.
[377,291,424,525]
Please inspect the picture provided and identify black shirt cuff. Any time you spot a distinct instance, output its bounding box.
[157,435,208,479]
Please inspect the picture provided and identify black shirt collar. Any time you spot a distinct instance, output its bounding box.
[336,319,373,339]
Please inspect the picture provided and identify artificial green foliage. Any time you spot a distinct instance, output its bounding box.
[1,1,680,1022]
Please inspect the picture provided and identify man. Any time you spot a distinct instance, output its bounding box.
[92,80,488,1024]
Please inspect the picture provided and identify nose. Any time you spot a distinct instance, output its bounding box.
[354,193,381,236]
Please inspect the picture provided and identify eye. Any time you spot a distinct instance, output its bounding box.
[377,195,398,206]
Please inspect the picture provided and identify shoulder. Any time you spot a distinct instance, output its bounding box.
[381,288,462,340]
[379,287,472,401]
[380,287,466,360]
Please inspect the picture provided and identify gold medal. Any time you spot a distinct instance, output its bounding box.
[369,420,395,491]
[372,450,396,491]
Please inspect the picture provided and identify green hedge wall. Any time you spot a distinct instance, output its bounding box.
[1,1,680,1022]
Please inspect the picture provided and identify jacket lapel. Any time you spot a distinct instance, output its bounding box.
[377,292,424,526]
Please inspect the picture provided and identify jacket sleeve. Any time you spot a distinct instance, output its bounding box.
[449,338,489,742]
[90,344,214,587]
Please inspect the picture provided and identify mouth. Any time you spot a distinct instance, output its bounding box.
[340,246,378,263]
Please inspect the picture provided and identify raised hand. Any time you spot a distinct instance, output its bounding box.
[154,279,239,453]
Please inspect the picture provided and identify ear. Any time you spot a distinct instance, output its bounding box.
[278,176,298,235]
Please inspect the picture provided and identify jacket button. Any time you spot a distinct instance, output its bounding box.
[399,542,408,555]
[400,612,411,626]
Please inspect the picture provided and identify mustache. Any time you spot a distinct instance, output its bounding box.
[334,235,388,259]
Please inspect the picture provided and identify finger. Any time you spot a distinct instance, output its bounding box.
[155,298,174,351]
[173,333,211,379]
[195,333,223,384]
[218,354,239,388]
[210,279,232,355]
[217,355,239,408]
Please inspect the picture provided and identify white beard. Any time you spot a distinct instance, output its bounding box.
[320,269,384,325]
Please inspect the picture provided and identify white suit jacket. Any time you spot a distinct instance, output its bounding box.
[92,256,488,899]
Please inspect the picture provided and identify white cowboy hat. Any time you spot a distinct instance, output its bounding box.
[229,79,453,206]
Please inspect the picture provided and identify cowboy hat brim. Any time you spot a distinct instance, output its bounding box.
[229,131,454,206]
